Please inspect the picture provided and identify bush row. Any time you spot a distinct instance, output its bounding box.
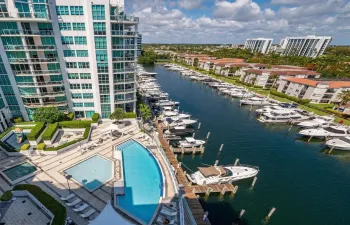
[92,113,100,123]
[42,123,59,141]
[125,112,137,118]
[0,190,13,201]
[27,122,45,141]
[270,90,311,105]
[305,103,350,119]
[13,184,66,225]
[66,112,74,121]
[59,121,92,128]
[45,127,90,151]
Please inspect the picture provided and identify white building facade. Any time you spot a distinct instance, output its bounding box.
[279,35,332,58]
[0,0,139,120]
[244,38,273,54]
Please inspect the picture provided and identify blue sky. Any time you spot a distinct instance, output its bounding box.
[125,0,350,45]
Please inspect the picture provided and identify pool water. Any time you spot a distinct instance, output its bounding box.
[64,155,113,192]
[116,140,163,224]
[5,132,29,150]
[3,162,37,181]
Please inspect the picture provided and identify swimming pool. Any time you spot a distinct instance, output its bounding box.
[2,162,37,182]
[116,140,163,224]
[64,155,113,192]
[5,132,29,150]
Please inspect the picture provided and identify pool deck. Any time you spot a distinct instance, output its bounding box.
[0,119,178,225]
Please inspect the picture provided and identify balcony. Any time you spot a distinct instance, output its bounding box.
[8,57,58,64]
[113,67,135,73]
[14,70,61,76]
[112,44,137,50]
[0,29,54,36]
[112,57,136,62]
[111,31,139,37]
[24,101,67,108]
[110,15,139,24]
[0,12,51,21]
[17,81,64,87]
[4,45,56,51]
[115,98,135,104]
[114,78,135,83]
[114,88,136,94]
[21,91,66,98]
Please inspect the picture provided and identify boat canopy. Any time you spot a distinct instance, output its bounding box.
[185,137,196,143]
[198,166,226,177]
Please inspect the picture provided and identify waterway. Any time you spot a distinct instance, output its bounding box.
[144,65,350,225]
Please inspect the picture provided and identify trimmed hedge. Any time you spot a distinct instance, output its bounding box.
[66,112,74,121]
[20,144,30,151]
[270,90,311,105]
[44,127,90,151]
[37,143,46,150]
[13,184,66,225]
[0,190,12,201]
[92,113,100,122]
[59,121,92,128]
[42,123,59,140]
[125,112,137,118]
[27,122,45,141]
[0,127,13,139]
[14,121,37,125]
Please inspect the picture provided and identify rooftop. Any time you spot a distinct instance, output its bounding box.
[283,77,350,88]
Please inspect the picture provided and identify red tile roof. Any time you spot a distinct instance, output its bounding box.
[282,78,350,88]
[283,77,318,86]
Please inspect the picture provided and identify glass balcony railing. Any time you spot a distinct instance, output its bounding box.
[111,31,139,36]
[115,98,135,103]
[8,58,58,63]
[4,45,56,51]
[112,57,136,62]
[114,78,135,83]
[17,81,64,87]
[0,12,50,20]
[113,67,135,73]
[112,44,137,50]
[21,91,66,97]
[110,15,139,23]
[24,101,67,108]
[14,70,61,76]
[0,29,54,36]
[115,88,136,93]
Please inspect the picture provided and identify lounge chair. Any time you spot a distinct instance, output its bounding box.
[81,209,96,218]
[60,193,75,201]
[156,216,175,225]
[73,203,89,212]
[67,198,81,207]
[160,207,177,216]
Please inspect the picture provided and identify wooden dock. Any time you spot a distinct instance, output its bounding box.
[155,120,237,225]
[172,146,205,154]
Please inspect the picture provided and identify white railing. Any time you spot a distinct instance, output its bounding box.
[0,12,50,20]
[0,29,54,35]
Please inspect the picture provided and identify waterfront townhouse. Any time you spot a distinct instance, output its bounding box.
[244,38,273,54]
[213,63,250,76]
[277,78,350,104]
[198,58,246,71]
[0,0,139,121]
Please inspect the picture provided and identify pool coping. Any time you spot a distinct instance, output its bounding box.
[61,153,115,193]
[0,160,40,186]
[113,138,165,225]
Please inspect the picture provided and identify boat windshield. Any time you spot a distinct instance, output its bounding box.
[223,168,233,177]
[324,127,346,134]
[339,137,350,144]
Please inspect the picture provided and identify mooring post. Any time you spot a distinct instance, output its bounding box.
[308,136,313,142]
[220,186,226,196]
[177,106,180,111]
[266,207,276,220]
[251,176,257,188]
[239,209,246,218]
[214,160,219,166]
[197,122,201,130]
[233,186,239,194]
[192,132,195,138]
[219,144,224,152]
[203,211,209,221]
[234,158,239,166]
[329,146,334,154]
[183,171,187,176]
[288,124,293,131]
[249,104,253,112]
[181,146,184,154]
[174,153,177,159]
[205,188,212,196]
[177,162,181,169]
[206,132,211,140]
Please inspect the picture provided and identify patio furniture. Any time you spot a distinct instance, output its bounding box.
[60,193,75,201]
[81,209,96,218]
[156,216,175,225]
[67,198,81,207]
[73,203,89,212]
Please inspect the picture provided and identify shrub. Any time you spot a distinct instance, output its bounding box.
[92,113,100,122]
[83,127,90,139]
[20,144,30,151]
[66,112,74,121]
[0,190,12,201]
[125,112,137,118]
[59,121,92,128]
[33,107,65,123]
[13,117,23,123]
[27,122,45,141]
[13,184,66,225]
[37,143,46,150]
[42,123,59,140]
[45,139,82,151]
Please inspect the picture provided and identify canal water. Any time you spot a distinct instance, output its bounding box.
[144,65,350,225]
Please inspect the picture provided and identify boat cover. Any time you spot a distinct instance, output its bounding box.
[198,166,226,177]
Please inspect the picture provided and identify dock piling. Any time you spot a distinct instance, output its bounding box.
[288,124,293,131]
[219,144,224,152]
[205,187,213,196]
[266,207,276,220]
[239,209,246,218]
[203,211,209,221]
[192,132,195,138]
[197,122,201,130]
[206,132,211,140]
[308,136,313,142]
[233,186,239,194]
[234,158,239,166]
[251,176,257,188]
[177,162,181,169]
[329,146,334,154]
[249,104,253,112]
[214,160,219,166]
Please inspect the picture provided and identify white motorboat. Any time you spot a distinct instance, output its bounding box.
[164,126,195,135]
[163,117,197,127]
[162,111,191,119]
[156,100,180,107]
[186,165,259,185]
[325,136,350,151]
[298,126,350,138]
[230,91,254,98]
[178,137,205,148]
[240,97,270,106]
[255,105,282,113]
[297,116,334,128]
[258,109,305,123]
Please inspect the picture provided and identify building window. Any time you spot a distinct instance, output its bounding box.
[97,63,108,73]
[94,37,107,49]
[98,74,109,84]
[99,85,109,94]
[70,84,80,89]
[82,83,92,89]
[92,5,105,20]
[70,6,83,15]
[96,50,107,61]
[66,62,77,68]
[93,22,106,35]
[56,6,69,15]
[63,50,75,57]
[68,73,79,79]
[74,36,87,45]
[61,36,74,44]
[83,93,93,99]
[72,22,85,31]
[84,102,94,107]
[58,22,71,30]
[78,62,89,68]
[100,95,110,103]
[76,50,88,57]
[73,102,83,107]
[71,93,82,99]
[80,73,91,79]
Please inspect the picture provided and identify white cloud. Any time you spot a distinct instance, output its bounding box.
[178,0,204,10]
[270,0,322,4]
[214,0,264,21]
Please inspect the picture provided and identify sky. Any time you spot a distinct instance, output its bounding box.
[124,0,350,45]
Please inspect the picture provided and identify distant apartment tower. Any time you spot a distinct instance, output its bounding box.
[244,38,273,54]
[279,35,332,58]
[137,34,142,56]
[0,0,139,120]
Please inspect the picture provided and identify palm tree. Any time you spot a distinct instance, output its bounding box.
[139,103,152,122]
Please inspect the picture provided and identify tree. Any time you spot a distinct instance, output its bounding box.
[139,103,152,122]
[109,108,125,122]
[338,90,350,106]
[33,107,65,124]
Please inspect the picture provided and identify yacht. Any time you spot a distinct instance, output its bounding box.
[186,165,259,185]
[325,136,350,151]
[163,117,197,128]
[297,116,334,128]
[240,97,270,106]
[164,126,194,135]
[230,90,254,98]
[258,109,305,123]
[156,100,180,107]
[178,137,205,148]
[298,126,350,138]
[255,104,283,113]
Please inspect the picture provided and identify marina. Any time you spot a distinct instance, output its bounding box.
[140,64,350,225]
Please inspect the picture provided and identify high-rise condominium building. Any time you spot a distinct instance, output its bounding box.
[244,38,273,54]
[279,35,332,58]
[0,0,139,121]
